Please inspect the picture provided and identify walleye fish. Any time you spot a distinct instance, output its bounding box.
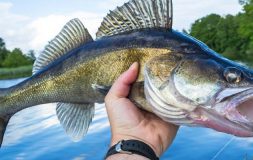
[1,0,253,147]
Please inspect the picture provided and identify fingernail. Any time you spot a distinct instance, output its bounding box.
[129,62,138,70]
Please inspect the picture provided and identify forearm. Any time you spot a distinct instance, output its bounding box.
[106,154,150,160]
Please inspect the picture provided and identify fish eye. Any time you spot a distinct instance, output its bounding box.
[224,67,242,83]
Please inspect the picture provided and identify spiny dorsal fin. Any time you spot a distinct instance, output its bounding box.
[56,103,95,142]
[33,18,93,74]
[96,0,173,39]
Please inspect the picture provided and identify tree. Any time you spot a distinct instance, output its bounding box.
[189,1,253,62]
[238,0,253,61]
[26,50,36,60]
[0,38,34,68]
[215,15,248,60]
[239,0,249,5]
[190,14,222,51]
[0,38,5,50]
[2,48,34,68]
[0,38,8,67]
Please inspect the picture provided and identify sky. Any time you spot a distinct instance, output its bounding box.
[0,0,243,54]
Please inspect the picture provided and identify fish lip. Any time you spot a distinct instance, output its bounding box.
[195,87,253,136]
[227,88,253,109]
[221,88,253,128]
[192,107,253,137]
[215,87,253,104]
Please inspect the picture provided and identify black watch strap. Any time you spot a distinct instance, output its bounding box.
[105,140,159,160]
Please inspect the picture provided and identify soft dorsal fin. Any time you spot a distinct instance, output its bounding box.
[96,0,173,39]
[33,18,93,74]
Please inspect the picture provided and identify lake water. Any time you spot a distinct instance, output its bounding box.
[0,78,253,160]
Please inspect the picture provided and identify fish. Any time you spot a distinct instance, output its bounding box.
[0,0,253,147]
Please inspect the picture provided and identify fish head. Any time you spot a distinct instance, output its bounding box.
[144,53,253,137]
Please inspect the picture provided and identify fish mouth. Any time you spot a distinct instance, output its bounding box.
[227,88,253,124]
[200,87,253,137]
[236,98,253,122]
[191,106,253,137]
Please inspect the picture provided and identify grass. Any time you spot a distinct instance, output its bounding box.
[0,65,33,80]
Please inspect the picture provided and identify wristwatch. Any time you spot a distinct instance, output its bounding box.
[105,140,159,160]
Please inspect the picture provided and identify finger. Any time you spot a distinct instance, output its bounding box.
[106,62,139,101]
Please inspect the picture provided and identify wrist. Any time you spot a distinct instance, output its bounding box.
[106,139,159,160]
[111,135,162,157]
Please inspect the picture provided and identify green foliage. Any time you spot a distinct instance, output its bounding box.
[0,38,35,68]
[0,37,35,78]
[0,38,8,67]
[190,14,222,51]
[26,50,36,60]
[0,37,5,50]
[2,48,34,68]
[0,50,8,67]
[189,1,253,63]
[238,0,253,61]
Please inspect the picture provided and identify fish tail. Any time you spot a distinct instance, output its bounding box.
[0,117,10,147]
[0,88,12,147]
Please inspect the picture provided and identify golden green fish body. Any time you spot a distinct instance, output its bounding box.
[0,44,171,116]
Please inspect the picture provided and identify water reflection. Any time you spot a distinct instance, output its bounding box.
[0,79,253,160]
[4,103,57,145]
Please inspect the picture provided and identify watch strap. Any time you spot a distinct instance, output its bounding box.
[105,140,159,160]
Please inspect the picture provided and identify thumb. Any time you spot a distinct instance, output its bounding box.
[105,62,139,102]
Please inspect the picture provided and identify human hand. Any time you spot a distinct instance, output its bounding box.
[105,62,179,157]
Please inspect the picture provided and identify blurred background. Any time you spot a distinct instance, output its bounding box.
[0,0,253,160]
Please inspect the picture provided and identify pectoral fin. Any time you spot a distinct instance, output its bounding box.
[56,103,95,142]
[92,84,111,95]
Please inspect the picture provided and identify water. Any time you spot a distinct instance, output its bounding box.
[0,79,253,160]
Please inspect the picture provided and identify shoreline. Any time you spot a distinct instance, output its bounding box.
[0,65,33,80]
